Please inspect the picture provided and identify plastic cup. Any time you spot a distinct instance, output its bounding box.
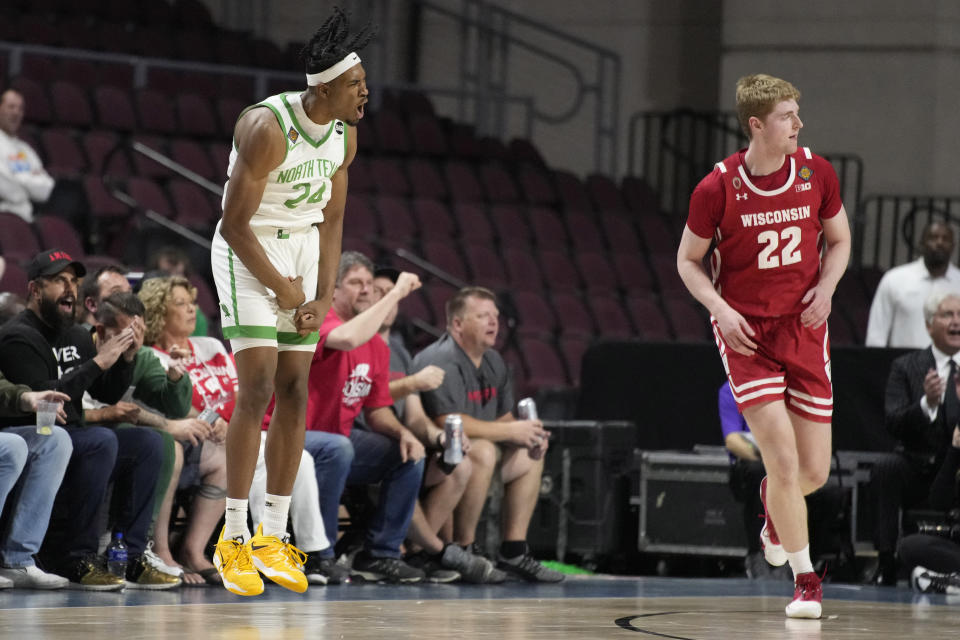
[36,401,57,436]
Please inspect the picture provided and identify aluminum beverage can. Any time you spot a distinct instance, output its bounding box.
[518,398,545,460]
[443,414,463,466]
[517,397,538,421]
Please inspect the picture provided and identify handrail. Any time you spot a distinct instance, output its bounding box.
[131,141,224,196]
[413,0,620,175]
[392,247,468,291]
[104,180,212,250]
[626,109,864,224]
[97,139,219,251]
[854,194,960,270]
[0,40,295,98]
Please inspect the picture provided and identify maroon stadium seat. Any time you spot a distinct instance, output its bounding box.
[34,215,85,259]
[0,213,41,262]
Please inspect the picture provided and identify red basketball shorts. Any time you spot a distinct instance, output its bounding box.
[711,313,833,423]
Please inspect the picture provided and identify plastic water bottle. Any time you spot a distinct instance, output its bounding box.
[106,532,128,578]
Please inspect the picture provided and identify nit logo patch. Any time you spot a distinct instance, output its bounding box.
[335,121,344,135]
[287,127,299,144]
[799,165,813,181]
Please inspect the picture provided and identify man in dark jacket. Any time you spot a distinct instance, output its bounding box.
[873,289,960,586]
[0,249,175,590]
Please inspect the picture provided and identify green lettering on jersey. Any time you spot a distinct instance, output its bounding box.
[284,183,310,209]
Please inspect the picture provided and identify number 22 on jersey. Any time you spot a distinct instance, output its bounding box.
[757,225,801,269]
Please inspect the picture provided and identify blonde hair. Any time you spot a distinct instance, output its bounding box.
[138,276,196,345]
[735,74,801,139]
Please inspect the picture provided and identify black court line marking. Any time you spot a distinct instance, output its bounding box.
[615,611,766,638]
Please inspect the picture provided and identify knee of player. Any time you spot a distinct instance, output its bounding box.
[273,375,308,406]
[801,464,830,492]
[237,378,276,410]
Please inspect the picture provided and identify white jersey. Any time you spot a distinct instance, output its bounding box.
[222,92,347,230]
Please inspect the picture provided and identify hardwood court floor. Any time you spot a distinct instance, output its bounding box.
[0,575,957,639]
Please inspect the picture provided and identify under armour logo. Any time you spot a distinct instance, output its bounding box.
[736,193,748,201]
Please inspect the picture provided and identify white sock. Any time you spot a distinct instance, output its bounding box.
[263,493,292,539]
[787,545,814,579]
[224,498,250,541]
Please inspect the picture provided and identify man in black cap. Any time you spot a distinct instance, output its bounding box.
[0,249,176,590]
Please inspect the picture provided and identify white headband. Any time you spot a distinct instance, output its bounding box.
[306,52,361,86]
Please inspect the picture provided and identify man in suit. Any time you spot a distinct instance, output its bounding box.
[874,288,960,585]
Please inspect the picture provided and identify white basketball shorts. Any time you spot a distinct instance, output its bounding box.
[211,221,320,353]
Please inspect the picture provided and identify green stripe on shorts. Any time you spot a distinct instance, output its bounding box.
[277,331,320,345]
[227,247,240,327]
[222,325,278,340]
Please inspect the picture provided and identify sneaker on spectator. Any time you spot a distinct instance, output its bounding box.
[439,544,506,584]
[0,564,69,590]
[249,524,308,593]
[126,553,182,590]
[404,550,460,583]
[352,551,425,584]
[144,541,183,578]
[65,556,125,591]
[496,552,565,583]
[911,566,960,595]
[785,571,823,619]
[214,528,263,596]
[303,552,353,585]
[760,476,787,567]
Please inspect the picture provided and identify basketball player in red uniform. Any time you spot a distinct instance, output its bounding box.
[677,74,851,619]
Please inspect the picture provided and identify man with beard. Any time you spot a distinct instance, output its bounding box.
[867,220,960,348]
[0,249,172,590]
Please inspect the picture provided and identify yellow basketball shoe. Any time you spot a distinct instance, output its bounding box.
[249,524,308,593]
[213,528,264,596]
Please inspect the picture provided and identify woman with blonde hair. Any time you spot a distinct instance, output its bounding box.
[139,276,233,585]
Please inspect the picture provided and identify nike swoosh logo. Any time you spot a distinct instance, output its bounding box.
[250,544,269,551]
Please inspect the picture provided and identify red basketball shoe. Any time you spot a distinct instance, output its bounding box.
[785,571,823,619]
[760,476,787,566]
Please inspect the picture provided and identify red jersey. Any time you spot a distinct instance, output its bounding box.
[151,337,238,421]
[300,307,393,436]
[686,147,843,317]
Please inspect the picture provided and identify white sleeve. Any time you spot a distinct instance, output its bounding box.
[864,275,893,347]
[0,151,29,206]
[16,144,54,203]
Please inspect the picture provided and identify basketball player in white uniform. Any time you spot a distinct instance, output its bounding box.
[209,8,375,596]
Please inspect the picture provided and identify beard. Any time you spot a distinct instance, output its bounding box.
[38,295,73,333]
[925,248,951,270]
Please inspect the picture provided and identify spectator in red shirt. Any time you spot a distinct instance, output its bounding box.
[295,251,426,583]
